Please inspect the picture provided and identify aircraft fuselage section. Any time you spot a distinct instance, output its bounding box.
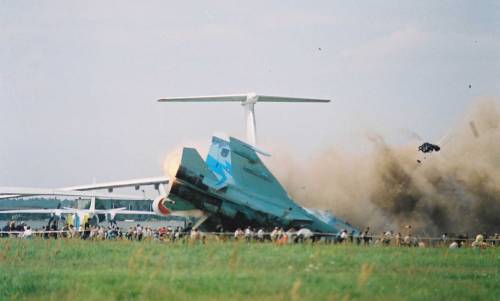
[165,137,358,234]
[169,173,335,232]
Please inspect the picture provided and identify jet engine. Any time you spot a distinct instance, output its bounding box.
[152,195,171,216]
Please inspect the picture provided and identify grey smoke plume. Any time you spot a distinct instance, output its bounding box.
[269,98,500,235]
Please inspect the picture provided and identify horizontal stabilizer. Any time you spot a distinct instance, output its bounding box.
[159,94,247,102]
[254,95,330,103]
[158,93,330,104]
[158,92,330,146]
[229,137,262,163]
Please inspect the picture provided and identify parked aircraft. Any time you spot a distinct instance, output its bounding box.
[0,177,203,222]
[0,177,170,225]
[0,197,156,227]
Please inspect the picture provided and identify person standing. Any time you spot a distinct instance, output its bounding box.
[360,227,371,245]
[82,220,90,240]
[51,222,58,239]
[257,228,264,242]
[244,226,253,242]
[22,226,33,239]
[1,222,9,237]
[136,224,143,241]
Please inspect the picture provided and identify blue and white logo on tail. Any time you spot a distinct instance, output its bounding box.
[206,136,233,186]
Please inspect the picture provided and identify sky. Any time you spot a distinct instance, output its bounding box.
[1,1,499,187]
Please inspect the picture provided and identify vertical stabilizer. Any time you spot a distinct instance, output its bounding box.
[90,197,96,212]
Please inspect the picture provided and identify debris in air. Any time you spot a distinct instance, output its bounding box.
[418,142,441,154]
[318,47,322,51]
[469,121,479,138]
[468,84,472,88]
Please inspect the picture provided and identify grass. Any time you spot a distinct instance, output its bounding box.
[0,238,499,301]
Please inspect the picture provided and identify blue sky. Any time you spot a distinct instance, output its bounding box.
[1,1,499,186]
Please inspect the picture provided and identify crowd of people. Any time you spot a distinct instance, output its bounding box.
[348,226,500,249]
[0,220,188,241]
[1,220,499,248]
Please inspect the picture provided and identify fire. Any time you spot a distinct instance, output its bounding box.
[163,148,182,179]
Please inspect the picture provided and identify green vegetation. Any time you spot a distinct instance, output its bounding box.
[0,239,499,301]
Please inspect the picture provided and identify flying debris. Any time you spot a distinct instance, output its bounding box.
[469,121,479,138]
[417,142,441,163]
[468,84,472,89]
[418,142,441,154]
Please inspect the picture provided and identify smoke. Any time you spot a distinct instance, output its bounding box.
[269,98,500,235]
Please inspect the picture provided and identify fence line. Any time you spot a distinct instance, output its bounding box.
[1,230,499,244]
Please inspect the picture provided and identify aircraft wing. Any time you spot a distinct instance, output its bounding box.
[108,209,204,217]
[0,187,146,200]
[62,176,169,191]
[0,176,168,200]
[0,208,75,214]
[112,210,157,215]
[94,209,157,215]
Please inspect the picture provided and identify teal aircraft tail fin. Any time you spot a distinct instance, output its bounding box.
[177,147,220,188]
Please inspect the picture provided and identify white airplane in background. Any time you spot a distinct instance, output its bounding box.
[0,177,169,225]
[0,197,158,227]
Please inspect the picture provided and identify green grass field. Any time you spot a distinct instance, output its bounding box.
[0,239,499,301]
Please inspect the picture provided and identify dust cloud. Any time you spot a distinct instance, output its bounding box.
[269,98,500,235]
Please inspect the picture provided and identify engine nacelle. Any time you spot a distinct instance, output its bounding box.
[152,195,171,216]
